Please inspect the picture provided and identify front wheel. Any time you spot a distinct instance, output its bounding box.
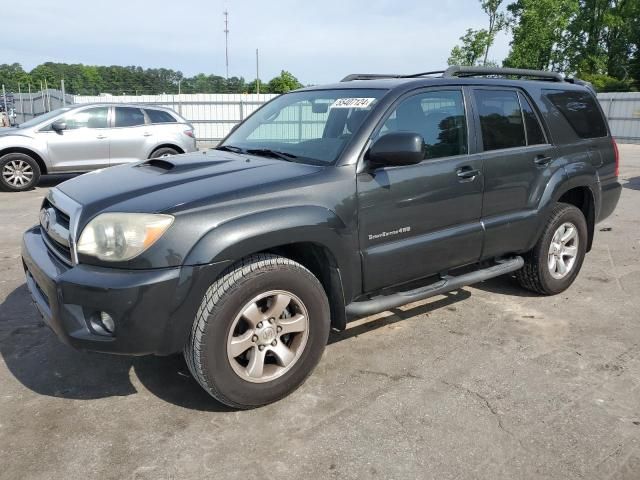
[184,254,330,409]
[0,153,41,192]
[516,203,588,295]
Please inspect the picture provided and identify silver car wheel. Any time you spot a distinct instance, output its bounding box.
[548,222,579,280]
[2,160,34,187]
[226,290,310,384]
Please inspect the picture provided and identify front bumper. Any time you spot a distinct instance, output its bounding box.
[22,225,224,355]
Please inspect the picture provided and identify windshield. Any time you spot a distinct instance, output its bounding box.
[219,89,386,165]
[17,107,73,129]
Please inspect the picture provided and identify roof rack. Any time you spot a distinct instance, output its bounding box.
[443,66,565,82]
[340,71,445,82]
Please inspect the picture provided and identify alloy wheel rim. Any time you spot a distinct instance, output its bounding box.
[548,222,579,280]
[226,290,309,383]
[2,160,34,187]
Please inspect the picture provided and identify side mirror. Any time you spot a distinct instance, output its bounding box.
[367,132,424,167]
[51,120,67,132]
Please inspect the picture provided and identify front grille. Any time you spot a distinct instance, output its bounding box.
[40,198,73,265]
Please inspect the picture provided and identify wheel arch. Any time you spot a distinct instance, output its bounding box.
[148,144,184,158]
[184,206,356,330]
[0,146,48,174]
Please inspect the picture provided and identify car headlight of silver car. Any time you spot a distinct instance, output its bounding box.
[77,213,174,262]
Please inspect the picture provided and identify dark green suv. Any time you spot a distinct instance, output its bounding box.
[22,67,621,408]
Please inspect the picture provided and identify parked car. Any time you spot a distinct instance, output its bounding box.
[22,67,621,408]
[0,103,197,191]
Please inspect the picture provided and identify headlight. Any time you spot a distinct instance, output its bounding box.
[77,213,174,262]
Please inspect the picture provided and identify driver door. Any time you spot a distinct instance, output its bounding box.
[357,88,484,292]
[42,106,111,172]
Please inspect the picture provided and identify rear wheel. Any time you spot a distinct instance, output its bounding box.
[184,254,330,409]
[0,153,41,192]
[516,203,587,295]
[150,147,179,158]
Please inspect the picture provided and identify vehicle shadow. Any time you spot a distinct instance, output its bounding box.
[0,283,232,412]
[623,176,640,191]
[38,174,80,188]
[470,274,542,298]
[329,289,471,344]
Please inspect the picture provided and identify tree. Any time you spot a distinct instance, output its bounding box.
[480,0,507,65]
[448,29,492,66]
[267,71,302,94]
[448,0,506,67]
[503,0,577,71]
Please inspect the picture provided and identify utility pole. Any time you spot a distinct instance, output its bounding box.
[256,48,260,94]
[224,10,229,80]
[61,79,66,106]
[1,85,7,120]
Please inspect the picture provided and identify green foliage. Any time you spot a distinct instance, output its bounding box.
[0,62,301,95]
[267,71,303,94]
[580,73,632,92]
[448,29,493,66]
[503,0,639,90]
[503,0,578,71]
[448,0,506,67]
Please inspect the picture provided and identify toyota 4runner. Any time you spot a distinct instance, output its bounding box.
[21,67,621,408]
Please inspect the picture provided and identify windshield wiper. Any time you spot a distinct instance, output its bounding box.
[246,148,298,161]
[215,145,245,154]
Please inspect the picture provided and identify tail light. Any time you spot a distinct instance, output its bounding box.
[184,129,195,138]
[612,137,619,177]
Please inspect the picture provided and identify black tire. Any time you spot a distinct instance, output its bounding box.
[184,254,330,409]
[150,147,179,158]
[516,203,588,295]
[0,153,41,192]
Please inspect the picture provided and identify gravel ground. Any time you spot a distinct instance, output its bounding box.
[1,145,639,480]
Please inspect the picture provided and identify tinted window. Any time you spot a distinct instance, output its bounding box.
[518,93,546,145]
[378,90,467,159]
[146,109,176,123]
[474,89,526,151]
[60,107,108,130]
[115,107,145,127]
[544,90,607,138]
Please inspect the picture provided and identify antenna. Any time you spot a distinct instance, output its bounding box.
[223,10,229,79]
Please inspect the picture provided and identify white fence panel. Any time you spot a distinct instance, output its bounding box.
[73,93,278,147]
[597,92,640,144]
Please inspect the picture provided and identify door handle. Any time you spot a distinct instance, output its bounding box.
[96,135,107,140]
[143,132,153,137]
[456,166,480,181]
[534,155,552,166]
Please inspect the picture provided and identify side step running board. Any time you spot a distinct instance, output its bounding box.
[345,256,524,318]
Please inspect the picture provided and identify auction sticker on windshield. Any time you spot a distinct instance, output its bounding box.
[330,98,376,109]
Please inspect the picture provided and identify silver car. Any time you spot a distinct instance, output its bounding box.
[0,103,197,192]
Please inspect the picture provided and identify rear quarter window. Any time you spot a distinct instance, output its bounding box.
[544,90,607,139]
[146,109,177,124]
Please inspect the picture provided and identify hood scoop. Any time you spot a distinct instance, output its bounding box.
[139,158,175,170]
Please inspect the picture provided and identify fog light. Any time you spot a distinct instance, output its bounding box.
[100,312,115,333]
[90,311,115,336]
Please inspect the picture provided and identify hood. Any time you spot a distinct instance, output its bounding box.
[57,149,322,220]
[0,126,31,138]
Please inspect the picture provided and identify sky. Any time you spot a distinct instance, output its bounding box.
[3,0,512,85]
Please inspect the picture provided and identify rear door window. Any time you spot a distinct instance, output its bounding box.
[544,90,607,138]
[518,93,547,145]
[145,109,176,124]
[115,107,146,127]
[474,89,526,151]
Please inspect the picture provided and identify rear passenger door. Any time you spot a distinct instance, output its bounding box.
[109,107,154,165]
[472,88,558,258]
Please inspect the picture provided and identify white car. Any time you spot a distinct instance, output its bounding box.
[0,103,197,192]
